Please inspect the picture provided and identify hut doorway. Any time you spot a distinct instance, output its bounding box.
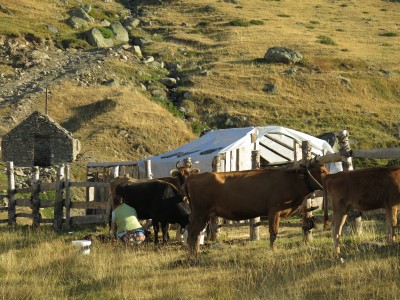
[34,135,52,167]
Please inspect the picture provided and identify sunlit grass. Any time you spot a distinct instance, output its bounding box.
[0,217,399,299]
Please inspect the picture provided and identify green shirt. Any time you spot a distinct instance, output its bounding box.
[112,203,142,235]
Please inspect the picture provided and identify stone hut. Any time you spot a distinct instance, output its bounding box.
[1,111,81,167]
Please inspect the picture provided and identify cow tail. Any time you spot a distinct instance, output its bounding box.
[323,181,329,230]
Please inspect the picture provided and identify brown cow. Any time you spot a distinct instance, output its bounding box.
[323,166,400,255]
[184,163,329,255]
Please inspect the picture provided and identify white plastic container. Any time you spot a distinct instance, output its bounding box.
[72,240,91,255]
[182,227,206,245]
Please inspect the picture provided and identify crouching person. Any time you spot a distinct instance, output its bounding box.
[110,195,146,247]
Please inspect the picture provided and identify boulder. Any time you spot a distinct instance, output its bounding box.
[70,8,94,22]
[67,16,88,29]
[110,22,129,43]
[159,77,177,87]
[122,17,141,29]
[86,28,113,48]
[264,47,303,64]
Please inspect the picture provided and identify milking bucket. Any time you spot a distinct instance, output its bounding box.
[72,240,91,255]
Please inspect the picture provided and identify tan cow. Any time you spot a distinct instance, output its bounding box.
[323,166,400,255]
[184,163,329,255]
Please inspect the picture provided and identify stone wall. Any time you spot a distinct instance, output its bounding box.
[1,111,80,167]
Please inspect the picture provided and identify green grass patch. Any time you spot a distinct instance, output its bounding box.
[98,26,115,39]
[227,19,250,27]
[317,35,337,45]
[249,20,264,25]
[379,32,399,37]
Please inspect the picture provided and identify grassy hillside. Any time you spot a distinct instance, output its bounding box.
[0,0,399,169]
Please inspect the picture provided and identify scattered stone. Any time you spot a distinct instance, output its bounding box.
[69,7,94,22]
[86,28,114,48]
[338,75,351,85]
[110,21,129,43]
[67,16,88,29]
[100,19,111,26]
[47,24,59,34]
[264,47,303,64]
[159,77,177,87]
[122,17,141,29]
[142,56,154,64]
[263,83,277,93]
[82,4,92,13]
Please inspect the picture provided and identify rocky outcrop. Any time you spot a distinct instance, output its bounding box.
[264,47,303,64]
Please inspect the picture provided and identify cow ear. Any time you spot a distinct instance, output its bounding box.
[170,170,179,176]
[191,168,200,174]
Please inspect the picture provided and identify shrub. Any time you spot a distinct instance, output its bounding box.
[386,158,400,167]
[317,35,337,45]
[60,38,90,49]
[249,20,264,25]
[379,32,398,37]
[227,19,250,27]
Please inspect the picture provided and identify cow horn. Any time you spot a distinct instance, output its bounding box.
[176,160,181,169]
[187,161,192,168]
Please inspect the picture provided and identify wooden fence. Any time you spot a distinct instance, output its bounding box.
[1,129,399,239]
[0,162,111,229]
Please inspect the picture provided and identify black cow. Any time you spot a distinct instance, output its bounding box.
[113,179,191,244]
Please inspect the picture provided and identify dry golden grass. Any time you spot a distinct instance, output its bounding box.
[0,218,399,300]
[39,81,195,162]
[147,0,400,148]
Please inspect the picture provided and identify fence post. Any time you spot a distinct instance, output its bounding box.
[338,130,362,235]
[7,161,16,226]
[145,160,153,179]
[31,166,41,228]
[301,141,314,243]
[250,150,261,241]
[143,160,153,231]
[65,165,71,229]
[207,155,223,241]
[54,165,65,230]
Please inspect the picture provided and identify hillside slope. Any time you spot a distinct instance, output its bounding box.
[0,0,399,170]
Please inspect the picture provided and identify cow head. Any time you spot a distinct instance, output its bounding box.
[170,159,200,187]
[305,161,329,190]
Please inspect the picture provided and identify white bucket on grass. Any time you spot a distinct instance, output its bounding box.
[72,240,91,255]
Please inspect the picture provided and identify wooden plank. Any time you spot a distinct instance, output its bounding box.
[87,161,139,168]
[40,218,54,224]
[70,181,109,188]
[16,213,33,218]
[353,147,400,159]
[70,215,106,225]
[15,187,32,194]
[15,199,32,208]
[39,182,58,192]
[40,201,56,208]
[7,161,16,225]
[54,166,65,230]
[70,201,109,209]
[65,165,71,229]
